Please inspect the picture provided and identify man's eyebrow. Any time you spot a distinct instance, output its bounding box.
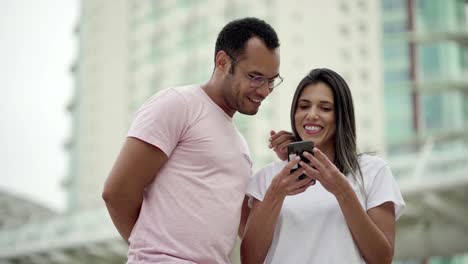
[249,70,280,79]
[249,70,265,76]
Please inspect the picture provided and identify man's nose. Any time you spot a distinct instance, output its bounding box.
[255,83,270,98]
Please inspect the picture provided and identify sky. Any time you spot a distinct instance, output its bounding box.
[0,0,78,211]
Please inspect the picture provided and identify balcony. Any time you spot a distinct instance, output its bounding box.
[389,130,468,259]
[409,30,468,45]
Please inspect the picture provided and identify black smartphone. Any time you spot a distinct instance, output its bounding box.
[287,141,314,180]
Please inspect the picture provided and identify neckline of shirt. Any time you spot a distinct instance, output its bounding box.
[196,85,233,122]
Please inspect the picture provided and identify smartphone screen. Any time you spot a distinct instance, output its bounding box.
[287,141,314,180]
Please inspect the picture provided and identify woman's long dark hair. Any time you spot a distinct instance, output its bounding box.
[290,68,363,182]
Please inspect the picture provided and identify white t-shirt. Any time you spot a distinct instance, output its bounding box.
[127,85,252,264]
[246,154,405,264]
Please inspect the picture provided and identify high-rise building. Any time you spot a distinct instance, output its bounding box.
[382,0,468,263]
[1,1,414,263]
[64,0,385,212]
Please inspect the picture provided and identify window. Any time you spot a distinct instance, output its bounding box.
[383,44,408,59]
[383,21,407,34]
[465,1,468,28]
[359,46,368,58]
[339,1,349,13]
[384,68,409,83]
[464,92,468,125]
[382,0,405,11]
[422,94,442,129]
[361,69,369,82]
[341,49,351,62]
[357,0,367,11]
[358,21,367,34]
[339,24,350,36]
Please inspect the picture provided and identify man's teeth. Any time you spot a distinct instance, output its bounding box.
[250,97,261,103]
[305,125,321,131]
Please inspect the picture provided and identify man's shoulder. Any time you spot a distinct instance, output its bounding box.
[169,84,201,94]
[155,84,200,99]
[142,85,200,107]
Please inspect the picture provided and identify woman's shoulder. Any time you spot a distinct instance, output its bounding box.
[254,160,287,178]
[358,153,389,173]
[248,160,286,194]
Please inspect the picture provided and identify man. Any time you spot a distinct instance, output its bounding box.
[102,17,282,263]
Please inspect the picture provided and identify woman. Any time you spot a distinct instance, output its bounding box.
[240,68,405,264]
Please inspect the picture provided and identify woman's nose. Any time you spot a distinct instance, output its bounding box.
[306,108,319,120]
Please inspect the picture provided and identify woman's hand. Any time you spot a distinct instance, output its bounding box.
[300,148,352,198]
[302,148,396,264]
[269,130,295,161]
[268,156,315,199]
[241,157,314,264]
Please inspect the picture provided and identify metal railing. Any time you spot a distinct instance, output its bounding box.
[0,207,125,260]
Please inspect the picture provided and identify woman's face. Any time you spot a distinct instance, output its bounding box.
[294,82,336,152]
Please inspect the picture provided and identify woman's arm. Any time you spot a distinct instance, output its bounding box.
[268,130,295,161]
[240,193,284,264]
[302,149,396,264]
[240,158,314,264]
[337,194,395,264]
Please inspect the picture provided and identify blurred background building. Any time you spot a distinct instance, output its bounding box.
[0,0,467,263]
[383,0,468,263]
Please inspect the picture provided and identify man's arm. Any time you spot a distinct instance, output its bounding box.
[238,196,251,238]
[102,137,168,242]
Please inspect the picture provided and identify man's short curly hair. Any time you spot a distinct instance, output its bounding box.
[215,17,279,61]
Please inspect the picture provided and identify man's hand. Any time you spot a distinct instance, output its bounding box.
[268,130,295,161]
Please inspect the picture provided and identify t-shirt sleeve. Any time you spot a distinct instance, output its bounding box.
[366,164,406,220]
[127,89,189,157]
[246,168,269,208]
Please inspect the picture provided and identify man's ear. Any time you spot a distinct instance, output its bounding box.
[215,51,231,72]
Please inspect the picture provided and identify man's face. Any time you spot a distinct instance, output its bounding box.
[221,37,281,116]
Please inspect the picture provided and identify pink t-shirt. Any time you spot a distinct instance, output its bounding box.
[126,85,252,264]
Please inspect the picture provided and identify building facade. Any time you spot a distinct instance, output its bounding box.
[7,0,468,263]
[65,0,385,212]
[382,0,468,263]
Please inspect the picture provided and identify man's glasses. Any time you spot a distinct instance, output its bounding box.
[225,52,283,92]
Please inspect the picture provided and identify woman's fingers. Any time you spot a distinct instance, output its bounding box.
[274,140,291,154]
[289,179,315,195]
[282,156,301,175]
[285,167,316,193]
[312,148,335,169]
[300,156,322,178]
[303,151,327,173]
[269,130,294,149]
[269,130,293,142]
[275,157,316,195]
